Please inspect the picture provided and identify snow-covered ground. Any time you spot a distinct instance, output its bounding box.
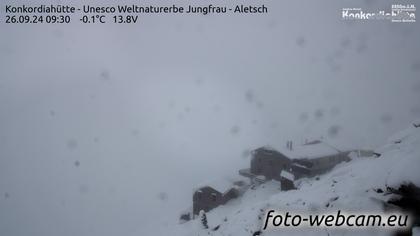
[174,122,420,235]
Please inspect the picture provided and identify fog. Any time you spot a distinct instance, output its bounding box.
[0,0,419,235]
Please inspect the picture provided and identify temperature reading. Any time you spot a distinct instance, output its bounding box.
[80,15,105,23]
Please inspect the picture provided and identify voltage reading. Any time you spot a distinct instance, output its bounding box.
[113,15,138,23]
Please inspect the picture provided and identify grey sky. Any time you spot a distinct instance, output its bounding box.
[0,0,419,235]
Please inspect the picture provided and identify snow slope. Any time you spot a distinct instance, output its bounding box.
[172,122,420,236]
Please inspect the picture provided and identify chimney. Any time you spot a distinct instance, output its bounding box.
[286,141,293,150]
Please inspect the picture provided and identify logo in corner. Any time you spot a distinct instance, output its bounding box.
[342,4,416,22]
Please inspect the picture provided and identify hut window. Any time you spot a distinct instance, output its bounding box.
[265,150,273,155]
[211,193,217,202]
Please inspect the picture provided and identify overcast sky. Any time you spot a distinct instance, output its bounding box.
[1,0,419,235]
